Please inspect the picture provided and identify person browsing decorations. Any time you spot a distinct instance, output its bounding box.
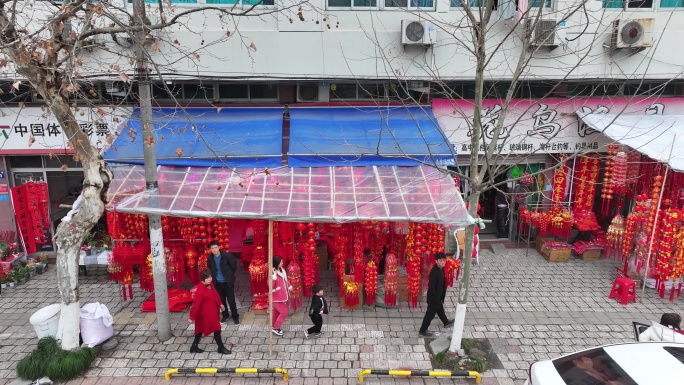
[206,240,240,325]
[271,256,292,337]
[188,269,231,354]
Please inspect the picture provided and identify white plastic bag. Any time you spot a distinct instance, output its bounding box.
[80,302,114,347]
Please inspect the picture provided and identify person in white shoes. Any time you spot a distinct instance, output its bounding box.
[304,285,328,339]
[271,256,291,337]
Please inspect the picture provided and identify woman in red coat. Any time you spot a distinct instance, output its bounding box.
[189,269,231,354]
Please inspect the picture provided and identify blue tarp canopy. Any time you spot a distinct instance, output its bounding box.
[287,106,456,167]
[103,107,284,168]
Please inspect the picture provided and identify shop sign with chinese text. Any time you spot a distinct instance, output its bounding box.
[0,107,130,154]
[432,97,684,155]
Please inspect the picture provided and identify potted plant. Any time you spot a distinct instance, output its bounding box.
[15,267,28,284]
[0,241,8,261]
[27,264,36,278]
[0,275,7,289]
[6,271,14,287]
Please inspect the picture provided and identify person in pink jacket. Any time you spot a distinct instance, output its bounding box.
[271,256,292,336]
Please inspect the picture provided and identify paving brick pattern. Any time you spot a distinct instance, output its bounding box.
[0,247,682,385]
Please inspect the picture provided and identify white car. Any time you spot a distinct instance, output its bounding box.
[523,341,684,385]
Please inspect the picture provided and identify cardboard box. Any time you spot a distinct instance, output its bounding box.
[543,247,571,262]
[580,249,602,261]
[396,275,423,303]
[536,237,551,253]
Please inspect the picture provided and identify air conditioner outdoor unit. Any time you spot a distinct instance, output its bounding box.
[401,20,436,46]
[525,19,564,48]
[611,19,654,49]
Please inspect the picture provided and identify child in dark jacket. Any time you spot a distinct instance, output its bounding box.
[304,284,328,339]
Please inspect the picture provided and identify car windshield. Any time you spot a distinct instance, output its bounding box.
[663,346,684,364]
[552,348,637,385]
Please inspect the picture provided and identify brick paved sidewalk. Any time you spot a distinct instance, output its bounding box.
[1,247,682,385]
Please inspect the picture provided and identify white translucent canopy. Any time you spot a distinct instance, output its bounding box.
[107,165,474,226]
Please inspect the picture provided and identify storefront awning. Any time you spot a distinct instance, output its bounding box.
[288,106,456,167]
[577,113,684,172]
[107,165,474,226]
[103,107,284,168]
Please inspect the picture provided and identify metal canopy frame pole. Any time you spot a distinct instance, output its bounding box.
[349,166,359,219]
[214,169,235,215]
[189,167,211,211]
[169,168,191,212]
[373,166,391,218]
[392,166,412,221]
[420,166,441,222]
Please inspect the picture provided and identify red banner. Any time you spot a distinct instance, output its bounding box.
[11,185,37,253]
[573,155,601,212]
[552,156,568,204]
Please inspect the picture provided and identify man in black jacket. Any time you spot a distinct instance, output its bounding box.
[419,252,454,337]
[207,240,240,324]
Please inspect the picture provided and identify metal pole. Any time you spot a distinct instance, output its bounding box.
[641,136,675,301]
[133,0,171,341]
[268,220,274,356]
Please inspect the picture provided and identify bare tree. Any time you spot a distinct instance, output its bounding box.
[0,0,306,350]
[353,0,678,354]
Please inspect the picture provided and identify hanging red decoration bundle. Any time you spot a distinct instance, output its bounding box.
[383,252,398,307]
[612,151,628,209]
[646,175,663,237]
[605,214,624,260]
[364,259,378,305]
[445,257,461,288]
[353,225,365,283]
[624,149,641,200]
[139,253,154,292]
[655,209,679,299]
[343,281,360,308]
[600,145,619,217]
[303,223,317,297]
[286,259,303,310]
[185,248,199,283]
[406,223,422,308]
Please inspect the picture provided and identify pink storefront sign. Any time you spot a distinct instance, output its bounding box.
[432,97,684,155]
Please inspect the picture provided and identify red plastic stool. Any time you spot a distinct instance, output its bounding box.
[609,277,636,305]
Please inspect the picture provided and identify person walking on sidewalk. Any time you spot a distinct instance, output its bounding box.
[188,269,231,354]
[419,252,454,337]
[271,256,292,336]
[304,284,328,339]
[206,240,240,324]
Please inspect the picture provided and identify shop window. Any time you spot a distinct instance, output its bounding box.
[152,83,182,102]
[43,155,82,169]
[184,83,214,101]
[568,83,596,97]
[627,0,652,7]
[518,82,557,99]
[250,84,278,99]
[385,0,435,8]
[218,84,249,100]
[328,0,377,7]
[330,84,358,100]
[484,82,511,99]
[0,82,32,104]
[9,156,43,168]
[388,83,412,101]
[661,0,684,7]
[358,84,386,100]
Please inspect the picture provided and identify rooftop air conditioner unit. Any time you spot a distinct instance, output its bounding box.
[611,19,654,49]
[401,20,436,46]
[525,19,564,49]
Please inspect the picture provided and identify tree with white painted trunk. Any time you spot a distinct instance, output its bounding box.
[0,0,306,350]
